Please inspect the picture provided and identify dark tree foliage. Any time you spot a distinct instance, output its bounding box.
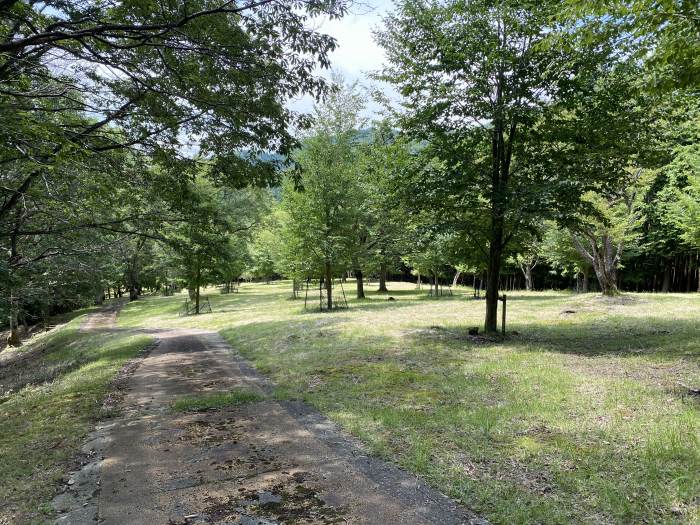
[0,0,348,343]
[376,0,634,330]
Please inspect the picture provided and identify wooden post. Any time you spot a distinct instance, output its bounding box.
[500,294,507,335]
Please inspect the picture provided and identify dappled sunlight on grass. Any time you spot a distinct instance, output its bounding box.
[119,280,700,524]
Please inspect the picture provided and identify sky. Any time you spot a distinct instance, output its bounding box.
[288,0,397,120]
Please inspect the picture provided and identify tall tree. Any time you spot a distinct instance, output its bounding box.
[0,0,346,212]
[281,79,365,309]
[541,223,593,293]
[377,0,617,331]
[1,0,348,339]
[164,179,263,314]
[355,122,411,296]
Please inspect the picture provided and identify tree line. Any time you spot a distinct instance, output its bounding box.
[1,0,698,343]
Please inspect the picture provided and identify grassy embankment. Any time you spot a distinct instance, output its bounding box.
[0,306,152,524]
[118,281,700,524]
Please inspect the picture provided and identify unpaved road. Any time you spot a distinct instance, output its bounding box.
[55,308,479,525]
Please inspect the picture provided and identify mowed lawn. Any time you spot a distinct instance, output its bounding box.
[119,281,700,524]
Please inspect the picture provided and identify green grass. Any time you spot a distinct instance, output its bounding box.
[171,388,264,412]
[0,310,152,524]
[118,281,700,524]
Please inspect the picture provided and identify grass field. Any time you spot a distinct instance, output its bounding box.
[118,281,700,524]
[0,307,152,525]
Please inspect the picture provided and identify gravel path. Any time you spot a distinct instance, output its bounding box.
[55,308,481,525]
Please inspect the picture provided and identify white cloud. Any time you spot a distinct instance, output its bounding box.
[287,0,398,121]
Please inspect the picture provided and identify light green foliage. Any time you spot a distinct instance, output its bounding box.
[162,179,268,306]
[401,232,457,284]
[657,118,700,249]
[120,281,700,524]
[508,233,543,290]
[541,223,592,281]
[280,78,366,279]
[570,170,652,295]
[248,212,283,282]
[1,0,347,333]
[376,0,640,329]
[671,168,700,248]
[354,122,413,276]
[561,0,700,90]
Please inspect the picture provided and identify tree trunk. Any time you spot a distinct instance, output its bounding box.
[582,269,589,293]
[6,292,20,348]
[355,268,365,299]
[661,258,672,293]
[523,265,533,291]
[416,273,421,290]
[195,263,201,314]
[129,286,138,301]
[378,261,388,293]
[324,260,333,310]
[95,290,104,305]
[594,264,618,296]
[485,234,503,333]
[452,270,461,287]
[573,234,620,297]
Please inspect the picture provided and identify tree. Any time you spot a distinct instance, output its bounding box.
[657,116,700,251]
[0,0,346,226]
[281,79,365,309]
[1,0,349,340]
[355,122,412,296]
[402,232,457,297]
[667,166,700,250]
[249,227,280,284]
[275,206,314,298]
[377,0,621,331]
[214,236,251,293]
[541,224,593,293]
[164,179,263,314]
[570,170,649,296]
[512,236,541,292]
[562,0,700,91]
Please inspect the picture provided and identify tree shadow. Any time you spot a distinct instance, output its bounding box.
[407,315,700,360]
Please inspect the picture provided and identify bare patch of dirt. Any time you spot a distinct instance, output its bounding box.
[202,477,348,524]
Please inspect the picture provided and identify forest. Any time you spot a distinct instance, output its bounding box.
[1,0,699,524]
[1,0,699,343]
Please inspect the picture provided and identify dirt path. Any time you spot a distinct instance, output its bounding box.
[55,309,480,525]
[79,300,125,333]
